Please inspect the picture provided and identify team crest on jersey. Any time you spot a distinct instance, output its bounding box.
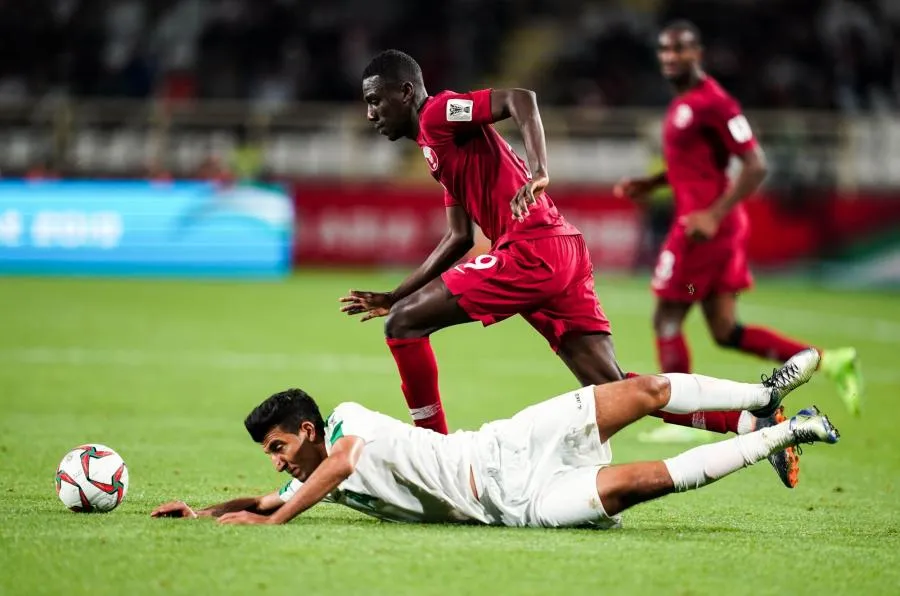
[673,104,693,129]
[422,146,439,171]
[446,99,473,122]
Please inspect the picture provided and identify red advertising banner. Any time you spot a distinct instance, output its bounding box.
[293,184,643,269]
[293,184,900,269]
[744,192,900,266]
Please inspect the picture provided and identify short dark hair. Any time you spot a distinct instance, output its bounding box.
[362,49,424,87]
[662,20,702,45]
[244,389,325,443]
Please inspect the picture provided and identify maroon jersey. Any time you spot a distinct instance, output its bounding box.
[662,76,757,237]
[417,89,579,248]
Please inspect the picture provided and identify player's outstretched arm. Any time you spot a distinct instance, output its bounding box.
[218,435,366,525]
[490,89,550,220]
[614,171,669,201]
[150,492,284,520]
[389,205,474,302]
[340,205,473,320]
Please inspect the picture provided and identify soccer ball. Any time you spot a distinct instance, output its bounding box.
[55,444,129,512]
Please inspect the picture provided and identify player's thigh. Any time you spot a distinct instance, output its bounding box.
[531,467,620,529]
[652,234,722,303]
[524,238,612,355]
[441,245,554,327]
[385,277,474,338]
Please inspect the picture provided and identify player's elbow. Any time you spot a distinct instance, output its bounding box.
[331,452,359,479]
[751,160,768,181]
[746,151,769,181]
[334,457,356,480]
[450,230,474,253]
[511,88,538,108]
[456,234,475,252]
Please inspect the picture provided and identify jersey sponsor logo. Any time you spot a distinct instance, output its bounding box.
[726,114,753,143]
[422,146,439,171]
[672,104,693,129]
[446,99,474,122]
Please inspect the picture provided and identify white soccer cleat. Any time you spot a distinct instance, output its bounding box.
[752,348,820,418]
[788,408,840,447]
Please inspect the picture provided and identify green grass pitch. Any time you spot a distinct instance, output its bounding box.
[1,272,898,595]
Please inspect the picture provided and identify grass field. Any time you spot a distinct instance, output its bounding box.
[1,272,898,595]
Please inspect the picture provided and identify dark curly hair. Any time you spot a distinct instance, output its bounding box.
[244,389,325,443]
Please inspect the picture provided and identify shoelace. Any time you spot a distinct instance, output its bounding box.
[790,419,824,452]
[760,362,801,389]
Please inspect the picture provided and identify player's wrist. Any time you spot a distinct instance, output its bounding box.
[709,204,729,222]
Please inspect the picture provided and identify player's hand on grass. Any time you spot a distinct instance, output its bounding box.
[510,175,549,222]
[151,501,199,519]
[613,177,656,201]
[340,290,395,322]
[680,209,721,241]
[217,511,272,525]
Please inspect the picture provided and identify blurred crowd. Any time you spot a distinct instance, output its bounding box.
[0,0,896,112]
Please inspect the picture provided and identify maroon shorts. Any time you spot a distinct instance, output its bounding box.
[441,235,611,352]
[651,229,753,302]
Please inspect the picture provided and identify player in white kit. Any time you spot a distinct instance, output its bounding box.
[152,349,839,528]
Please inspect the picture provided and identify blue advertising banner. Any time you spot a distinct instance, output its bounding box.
[0,181,293,278]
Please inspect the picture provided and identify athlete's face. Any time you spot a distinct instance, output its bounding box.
[363,75,415,141]
[261,421,323,482]
[657,29,701,83]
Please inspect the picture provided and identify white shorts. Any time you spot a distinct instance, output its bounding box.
[471,387,621,529]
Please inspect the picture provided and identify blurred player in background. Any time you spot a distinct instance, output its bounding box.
[615,22,863,450]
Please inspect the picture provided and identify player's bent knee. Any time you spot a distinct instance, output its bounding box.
[712,323,743,348]
[384,301,426,339]
[653,313,682,339]
[633,374,670,410]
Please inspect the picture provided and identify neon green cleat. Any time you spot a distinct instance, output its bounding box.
[637,424,716,444]
[819,347,863,416]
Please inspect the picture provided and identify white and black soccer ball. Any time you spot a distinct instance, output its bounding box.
[55,444,129,512]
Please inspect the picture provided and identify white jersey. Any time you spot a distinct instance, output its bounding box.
[278,390,618,528]
[279,402,486,524]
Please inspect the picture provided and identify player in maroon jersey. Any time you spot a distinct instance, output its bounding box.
[341,49,623,435]
[339,50,802,491]
[614,22,862,465]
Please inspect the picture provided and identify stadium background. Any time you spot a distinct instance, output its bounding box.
[1,1,899,595]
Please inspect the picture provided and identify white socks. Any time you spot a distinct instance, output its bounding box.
[661,373,770,414]
[664,421,795,492]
